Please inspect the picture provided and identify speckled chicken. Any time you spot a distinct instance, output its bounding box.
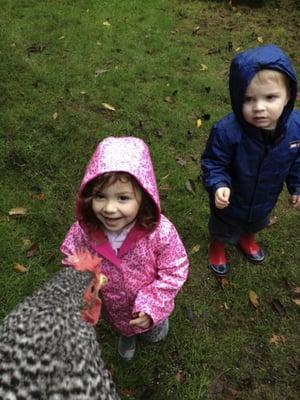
[0,250,119,400]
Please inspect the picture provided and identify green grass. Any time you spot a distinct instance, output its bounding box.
[1,0,300,398]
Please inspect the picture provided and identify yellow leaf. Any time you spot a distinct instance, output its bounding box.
[8,207,27,217]
[235,47,242,52]
[164,96,173,103]
[199,64,208,71]
[191,244,201,254]
[269,334,286,346]
[80,91,87,95]
[13,263,28,273]
[103,21,111,26]
[21,237,32,247]
[249,290,260,308]
[292,287,300,294]
[292,299,300,306]
[267,216,278,227]
[224,302,229,310]
[102,103,116,111]
[196,118,202,128]
[59,35,65,40]
[257,36,264,43]
[53,112,58,120]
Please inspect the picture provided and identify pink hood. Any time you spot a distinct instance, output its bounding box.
[77,136,160,221]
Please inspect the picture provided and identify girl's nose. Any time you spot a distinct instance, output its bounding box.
[103,200,117,213]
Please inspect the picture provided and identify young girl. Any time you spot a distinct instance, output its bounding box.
[61,136,189,360]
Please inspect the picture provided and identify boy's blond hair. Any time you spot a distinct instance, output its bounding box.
[252,69,291,93]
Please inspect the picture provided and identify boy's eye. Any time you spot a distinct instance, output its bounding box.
[244,96,252,103]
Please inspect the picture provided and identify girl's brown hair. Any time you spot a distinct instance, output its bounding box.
[78,172,158,233]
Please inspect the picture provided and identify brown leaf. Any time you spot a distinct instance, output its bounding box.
[13,263,28,273]
[292,287,300,296]
[30,187,46,201]
[219,277,230,289]
[292,299,300,306]
[191,244,201,254]
[269,334,286,346]
[270,299,285,316]
[257,36,264,43]
[159,183,170,191]
[175,369,186,383]
[26,243,39,259]
[249,290,259,308]
[8,207,27,217]
[95,68,108,76]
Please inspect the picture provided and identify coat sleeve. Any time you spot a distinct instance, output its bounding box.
[286,149,300,195]
[60,222,89,265]
[201,123,235,194]
[133,219,189,326]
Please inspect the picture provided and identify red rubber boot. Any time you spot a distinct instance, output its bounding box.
[238,234,265,263]
[208,240,229,276]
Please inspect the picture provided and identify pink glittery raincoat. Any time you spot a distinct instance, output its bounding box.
[60,137,189,336]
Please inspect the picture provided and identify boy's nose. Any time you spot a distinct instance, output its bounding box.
[253,100,265,111]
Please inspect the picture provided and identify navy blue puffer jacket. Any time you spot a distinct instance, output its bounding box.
[201,44,300,222]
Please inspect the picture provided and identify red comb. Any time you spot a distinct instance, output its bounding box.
[66,249,106,325]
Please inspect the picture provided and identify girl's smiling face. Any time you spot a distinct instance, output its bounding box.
[242,73,289,130]
[92,179,142,233]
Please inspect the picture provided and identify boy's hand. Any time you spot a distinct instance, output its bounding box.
[291,194,300,209]
[215,187,231,209]
[129,312,151,329]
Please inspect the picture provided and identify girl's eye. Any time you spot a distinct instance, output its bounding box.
[93,193,105,200]
[119,195,130,201]
[267,95,276,100]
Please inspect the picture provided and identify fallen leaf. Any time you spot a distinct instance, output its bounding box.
[176,156,187,166]
[53,112,58,120]
[80,91,87,95]
[59,35,65,40]
[26,243,39,259]
[13,263,28,273]
[292,299,300,306]
[8,207,27,217]
[175,369,186,383]
[103,21,111,26]
[30,186,46,201]
[101,103,116,111]
[95,68,108,76]
[257,36,264,43]
[219,277,230,289]
[292,287,300,296]
[191,244,201,254]
[235,47,242,52]
[161,173,170,180]
[21,237,32,248]
[271,299,285,316]
[185,179,196,194]
[196,118,202,128]
[269,334,286,346]
[159,183,170,191]
[224,302,230,310]
[164,95,173,103]
[249,290,260,308]
[200,64,208,71]
[267,216,278,227]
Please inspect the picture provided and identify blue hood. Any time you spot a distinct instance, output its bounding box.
[229,44,297,135]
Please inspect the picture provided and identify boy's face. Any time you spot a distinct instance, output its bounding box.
[242,76,289,130]
[92,179,142,233]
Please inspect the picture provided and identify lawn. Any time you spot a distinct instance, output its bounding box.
[1,0,300,399]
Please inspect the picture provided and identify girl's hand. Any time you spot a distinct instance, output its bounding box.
[291,194,300,209]
[215,187,231,209]
[129,312,151,329]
